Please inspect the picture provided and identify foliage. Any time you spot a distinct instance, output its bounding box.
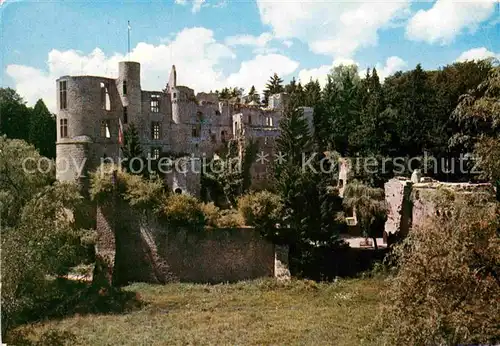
[121,122,143,169]
[263,73,284,106]
[237,191,283,236]
[343,181,387,249]
[0,89,56,158]
[200,202,244,228]
[274,103,344,246]
[89,164,165,210]
[0,136,55,227]
[214,209,245,228]
[159,193,205,230]
[451,65,500,191]
[28,99,56,159]
[1,183,94,334]
[202,139,256,208]
[313,64,362,156]
[378,193,500,345]
[246,85,260,104]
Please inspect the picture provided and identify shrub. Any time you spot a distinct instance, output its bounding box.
[1,183,94,334]
[377,192,500,345]
[200,202,244,228]
[89,164,165,210]
[238,191,283,233]
[200,202,220,227]
[160,194,205,230]
[216,209,245,228]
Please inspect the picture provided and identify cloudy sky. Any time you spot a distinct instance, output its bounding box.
[1,0,499,112]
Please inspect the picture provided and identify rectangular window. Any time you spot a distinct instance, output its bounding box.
[100,82,111,111]
[192,125,201,138]
[151,147,160,160]
[59,81,67,110]
[100,120,111,138]
[123,107,128,124]
[123,80,127,95]
[151,121,161,140]
[60,118,68,138]
[150,94,160,113]
[248,115,252,125]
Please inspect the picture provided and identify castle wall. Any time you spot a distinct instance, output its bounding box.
[96,202,285,285]
[140,90,172,155]
[55,62,307,195]
[384,178,496,238]
[384,178,413,238]
[117,61,141,126]
[56,75,121,185]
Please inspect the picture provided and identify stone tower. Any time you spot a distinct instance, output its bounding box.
[55,72,123,189]
[118,61,141,127]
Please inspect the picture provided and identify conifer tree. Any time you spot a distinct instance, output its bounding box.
[247,85,260,103]
[263,73,284,106]
[29,99,56,158]
[303,79,321,107]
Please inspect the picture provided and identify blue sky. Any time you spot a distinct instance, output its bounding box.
[1,0,499,111]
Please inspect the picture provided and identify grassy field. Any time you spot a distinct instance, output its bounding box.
[10,277,386,345]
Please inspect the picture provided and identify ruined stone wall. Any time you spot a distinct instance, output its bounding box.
[384,178,496,238]
[384,178,413,238]
[56,75,121,185]
[96,202,284,285]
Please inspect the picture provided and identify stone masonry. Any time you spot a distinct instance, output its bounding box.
[55,61,300,195]
[96,199,290,285]
[384,176,496,241]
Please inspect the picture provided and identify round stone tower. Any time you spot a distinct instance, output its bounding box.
[118,61,141,126]
[56,74,121,190]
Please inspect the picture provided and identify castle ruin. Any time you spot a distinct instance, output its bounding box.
[55,61,309,194]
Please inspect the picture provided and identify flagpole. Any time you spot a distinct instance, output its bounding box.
[127,20,131,61]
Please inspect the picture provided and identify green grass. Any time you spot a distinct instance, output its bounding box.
[10,278,386,345]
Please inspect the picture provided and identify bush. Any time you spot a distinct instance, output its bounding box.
[89,164,165,210]
[377,192,500,345]
[238,191,283,233]
[215,209,245,228]
[1,183,94,335]
[200,202,220,227]
[200,202,244,228]
[160,194,205,230]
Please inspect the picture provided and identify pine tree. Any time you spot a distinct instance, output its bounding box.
[121,123,143,173]
[29,99,56,158]
[275,104,342,246]
[303,79,321,107]
[263,73,284,106]
[247,85,260,103]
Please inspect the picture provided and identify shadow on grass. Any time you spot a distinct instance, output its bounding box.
[14,278,144,327]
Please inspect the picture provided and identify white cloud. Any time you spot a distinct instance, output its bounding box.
[298,58,358,87]
[192,0,205,13]
[226,54,299,94]
[375,56,408,80]
[174,0,206,13]
[257,0,410,57]
[406,0,496,45]
[6,27,298,112]
[225,32,278,54]
[225,32,273,48]
[282,40,293,48]
[455,47,500,62]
